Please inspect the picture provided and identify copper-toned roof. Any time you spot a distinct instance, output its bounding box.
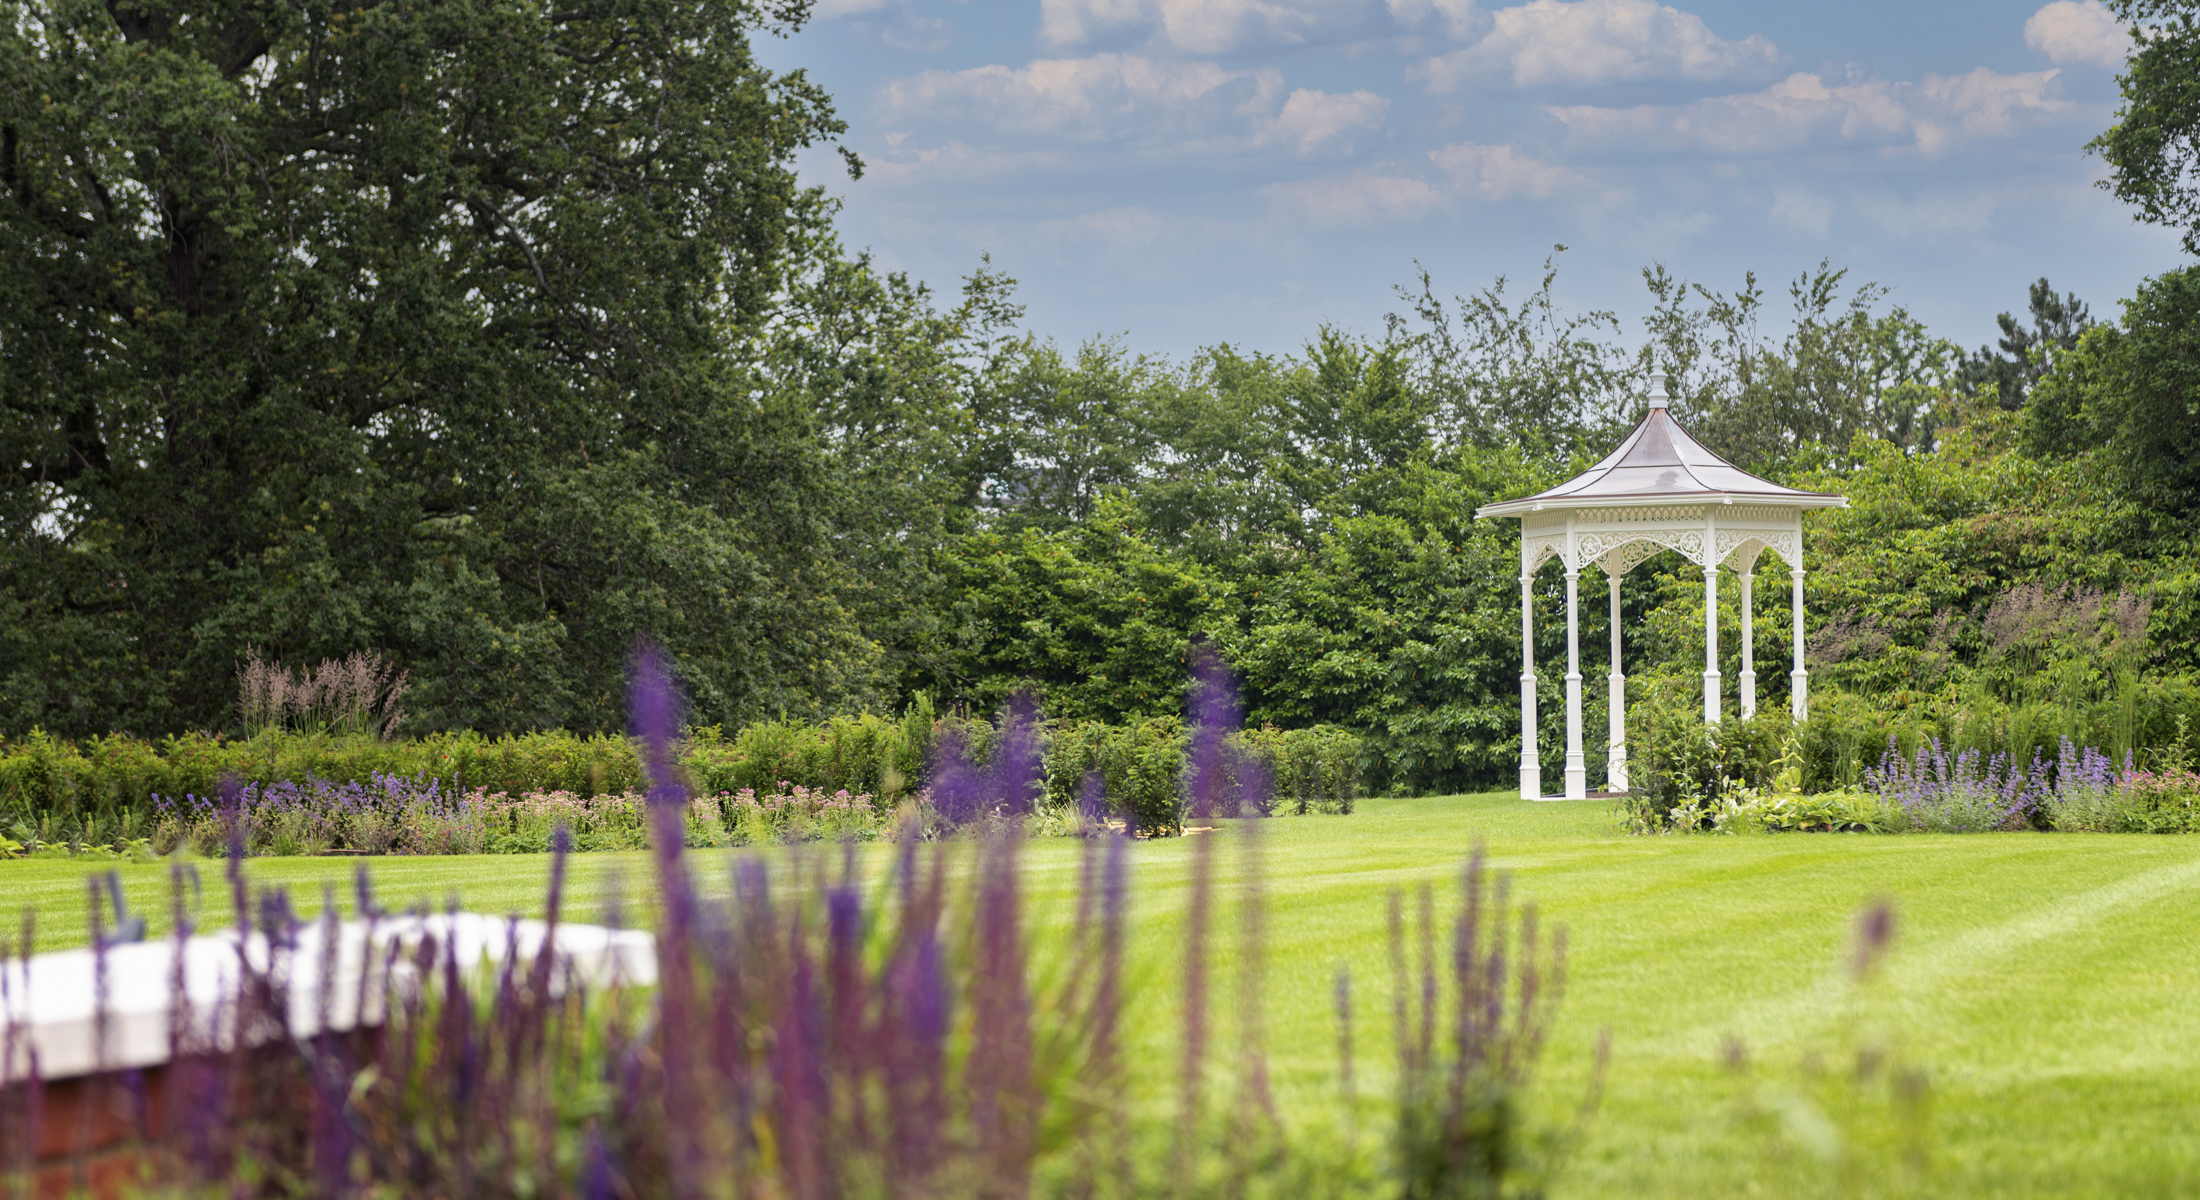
[1475,392,1845,518]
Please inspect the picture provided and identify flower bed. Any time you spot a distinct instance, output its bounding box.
[1636,735,2200,836]
[122,776,894,857]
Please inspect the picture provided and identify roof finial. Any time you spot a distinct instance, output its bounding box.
[1647,370,1670,411]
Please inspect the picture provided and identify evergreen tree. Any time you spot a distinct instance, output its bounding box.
[1958,278,2093,410]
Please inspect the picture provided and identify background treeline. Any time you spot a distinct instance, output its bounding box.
[5,0,2198,795]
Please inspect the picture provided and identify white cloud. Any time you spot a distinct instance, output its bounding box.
[1263,172,1446,224]
[864,141,1074,185]
[1263,140,1579,224]
[815,0,892,16]
[1428,140,1578,198]
[1768,187,1835,235]
[882,15,956,50]
[1548,68,2067,156]
[1270,88,1390,156]
[885,55,1281,142]
[2025,1,2128,67]
[882,55,1385,156]
[1385,0,1488,41]
[1039,0,1370,54]
[1414,0,1782,91]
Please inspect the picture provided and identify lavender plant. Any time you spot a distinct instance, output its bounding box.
[139,775,893,858]
[1862,739,2047,832]
[1367,851,1598,1200]
[0,647,1585,1200]
[2040,738,2124,831]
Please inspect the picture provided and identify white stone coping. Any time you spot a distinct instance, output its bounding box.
[0,914,658,1083]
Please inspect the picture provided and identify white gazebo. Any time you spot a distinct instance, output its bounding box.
[1474,374,1847,800]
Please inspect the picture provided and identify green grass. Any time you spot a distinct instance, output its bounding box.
[8,793,2200,1197]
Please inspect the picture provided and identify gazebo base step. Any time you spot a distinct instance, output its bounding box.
[1532,790,1628,802]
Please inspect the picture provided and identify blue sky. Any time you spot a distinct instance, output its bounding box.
[757,0,2189,359]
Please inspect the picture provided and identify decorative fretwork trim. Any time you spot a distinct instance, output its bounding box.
[1593,539,1663,577]
[1579,528,1707,570]
[1523,535,1567,574]
[1718,528,1799,570]
[1577,505,1706,525]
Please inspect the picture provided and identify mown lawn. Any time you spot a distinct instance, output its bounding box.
[8,793,2200,1198]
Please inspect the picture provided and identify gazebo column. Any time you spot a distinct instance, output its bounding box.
[1563,554,1586,801]
[1790,521,1809,720]
[1519,564,1540,800]
[1606,563,1628,793]
[1702,513,1721,725]
[1738,559,1756,719]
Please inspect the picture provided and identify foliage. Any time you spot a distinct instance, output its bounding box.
[1646,262,1961,469]
[1784,678,2200,796]
[0,653,1585,1199]
[2090,0,2200,253]
[2023,266,2200,524]
[1241,724,1362,815]
[126,777,890,857]
[1726,789,1902,835]
[1955,278,2092,410]
[0,0,873,736]
[0,728,651,828]
[685,700,942,803]
[1389,247,1632,454]
[941,499,1241,723]
[1044,715,1189,836]
[0,699,1364,850]
[1617,685,1789,832]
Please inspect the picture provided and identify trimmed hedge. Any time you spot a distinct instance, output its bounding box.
[1044,719,1363,836]
[0,704,1360,842]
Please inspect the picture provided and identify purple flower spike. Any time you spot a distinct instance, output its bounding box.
[928,725,982,829]
[1852,900,1896,979]
[1187,643,1245,821]
[1080,769,1108,829]
[991,691,1043,818]
[625,641,703,1198]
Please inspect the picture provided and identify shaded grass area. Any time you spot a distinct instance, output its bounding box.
[8,794,2200,1197]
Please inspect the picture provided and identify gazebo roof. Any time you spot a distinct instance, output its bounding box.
[1474,388,1847,518]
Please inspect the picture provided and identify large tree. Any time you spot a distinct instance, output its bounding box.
[2091,0,2200,251]
[0,0,868,734]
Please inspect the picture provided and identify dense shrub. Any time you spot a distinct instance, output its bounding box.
[1044,716,1190,836]
[1789,680,2200,792]
[0,728,648,828]
[100,778,894,859]
[1043,719,1364,835]
[1618,685,1789,832]
[1242,724,1362,815]
[684,700,942,802]
[0,708,1363,854]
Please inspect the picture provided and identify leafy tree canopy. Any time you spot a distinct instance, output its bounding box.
[1,0,868,733]
[2092,0,2200,253]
